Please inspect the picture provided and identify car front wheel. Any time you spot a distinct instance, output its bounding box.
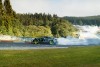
[33,39,39,44]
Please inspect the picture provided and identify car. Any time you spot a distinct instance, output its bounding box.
[31,36,58,45]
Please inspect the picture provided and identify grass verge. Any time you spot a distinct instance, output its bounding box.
[0,46,100,67]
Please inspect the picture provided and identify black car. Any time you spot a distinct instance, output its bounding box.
[31,36,58,45]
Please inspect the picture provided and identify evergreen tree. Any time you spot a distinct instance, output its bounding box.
[79,20,83,25]
[0,0,6,32]
[0,0,2,8]
[4,0,16,17]
[0,0,6,22]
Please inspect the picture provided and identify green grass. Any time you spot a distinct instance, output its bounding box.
[0,46,100,67]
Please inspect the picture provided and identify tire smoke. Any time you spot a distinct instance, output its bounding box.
[57,25,100,45]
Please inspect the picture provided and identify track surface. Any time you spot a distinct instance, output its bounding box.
[0,42,68,50]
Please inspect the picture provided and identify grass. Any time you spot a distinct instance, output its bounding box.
[0,46,100,67]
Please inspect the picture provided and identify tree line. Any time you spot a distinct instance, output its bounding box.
[63,16,100,26]
[0,0,77,37]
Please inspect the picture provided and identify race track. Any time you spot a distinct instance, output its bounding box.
[0,42,68,50]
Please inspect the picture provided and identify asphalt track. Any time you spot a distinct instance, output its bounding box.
[0,42,68,50]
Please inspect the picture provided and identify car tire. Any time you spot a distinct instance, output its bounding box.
[33,39,39,44]
[49,40,54,45]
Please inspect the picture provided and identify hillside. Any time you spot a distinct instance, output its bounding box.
[0,0,76,37]
[63,15,100,26]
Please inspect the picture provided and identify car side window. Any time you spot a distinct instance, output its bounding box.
[40,38,44,42]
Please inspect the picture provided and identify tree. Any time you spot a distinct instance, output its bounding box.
[0,0,7,33]
[79,20,83,25]
[4,0,16,17]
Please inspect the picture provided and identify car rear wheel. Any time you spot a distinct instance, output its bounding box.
[49,40,54,45]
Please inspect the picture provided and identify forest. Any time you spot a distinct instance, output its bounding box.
[63,16,100,26]
[0,0,77,37]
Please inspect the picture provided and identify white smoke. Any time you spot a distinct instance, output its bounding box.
[57,25,100,45]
